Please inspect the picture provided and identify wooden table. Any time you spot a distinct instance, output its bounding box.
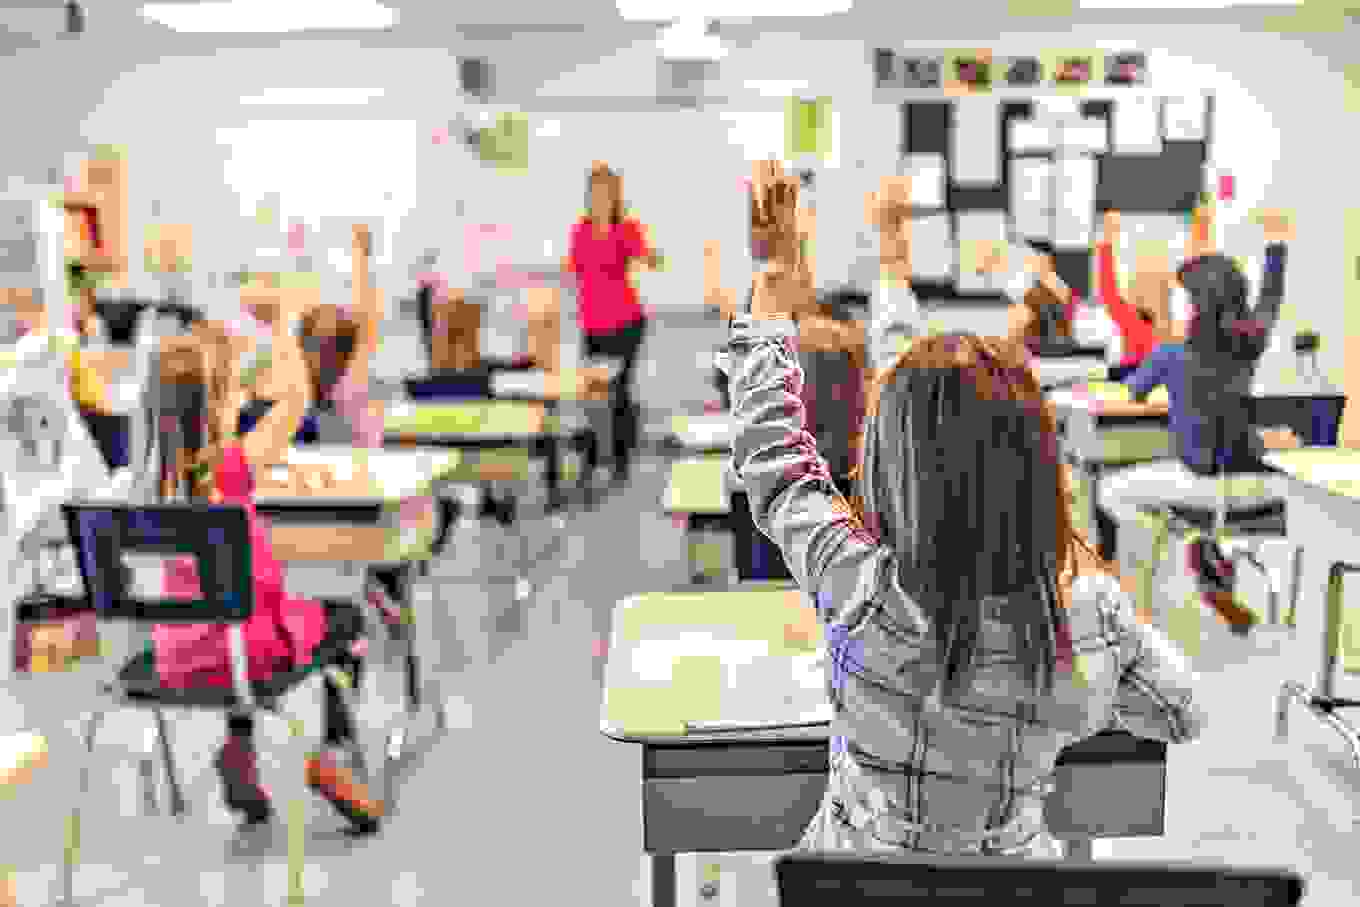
[1263,448,1360,773]
[600,587,1167,907]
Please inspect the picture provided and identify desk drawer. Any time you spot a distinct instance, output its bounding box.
[643,774,826,854]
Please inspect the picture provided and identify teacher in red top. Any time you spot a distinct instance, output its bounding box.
[564,162,662,486]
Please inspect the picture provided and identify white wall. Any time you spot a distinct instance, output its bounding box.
[3,21,1352,381]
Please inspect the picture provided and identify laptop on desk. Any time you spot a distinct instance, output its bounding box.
[775,852,1304,906]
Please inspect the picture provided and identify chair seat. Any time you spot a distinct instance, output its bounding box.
[111,598,367,710]
[1161,499,1287,535]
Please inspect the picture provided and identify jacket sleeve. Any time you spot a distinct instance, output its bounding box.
[726,319,922,636]
[1101,577,1207,743]
[1224,243,1287,362]
[1125,346,1168,401]
[1097,241,1153,359]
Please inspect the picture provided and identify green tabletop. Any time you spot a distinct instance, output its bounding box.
[602,588,828,739]
[1264,448,1360,499]
[665,456,730,514]
[384,400,557,438]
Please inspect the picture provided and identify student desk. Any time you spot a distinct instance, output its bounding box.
[1262,448,1360,772]
[253,446,462,766]
[600,587,1168,907]
[663,456,735,584]
[1034,356,1108,391]
[662,413,734,456]
[383,400,590,596]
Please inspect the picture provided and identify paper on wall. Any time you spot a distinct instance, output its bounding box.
[903,153,945,208]
[1113,94,1162,154]
[1061,118,1108,155]
[1010,158,1052,240]
[1163,95,1207,142]
[950,97,1000,185]
[908,213,954,279]
[1009,119,1055,154]
[1053,156,1096,248]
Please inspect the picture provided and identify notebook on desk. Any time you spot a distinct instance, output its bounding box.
[775,852,1304,906]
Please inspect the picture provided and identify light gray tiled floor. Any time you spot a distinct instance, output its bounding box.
[7,441,1360,902]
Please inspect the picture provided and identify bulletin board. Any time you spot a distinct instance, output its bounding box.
[879,49,1214,306]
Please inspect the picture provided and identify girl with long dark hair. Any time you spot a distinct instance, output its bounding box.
[722,289,1206,853]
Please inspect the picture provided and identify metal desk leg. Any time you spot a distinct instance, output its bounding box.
[651,853,677,907]
[1277,562,1360,772]
[1064,839,1095,861]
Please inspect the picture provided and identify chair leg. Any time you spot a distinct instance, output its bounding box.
[61,710,106,906]
[1286,544,1303,629]
[152,708,187,817]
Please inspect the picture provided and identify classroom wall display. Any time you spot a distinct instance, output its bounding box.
[897,86,1214,305]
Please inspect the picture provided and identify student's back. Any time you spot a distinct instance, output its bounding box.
[722,328,1205,857]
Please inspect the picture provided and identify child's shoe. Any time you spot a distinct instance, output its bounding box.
[214,735,274,827]
[305,748,384,836]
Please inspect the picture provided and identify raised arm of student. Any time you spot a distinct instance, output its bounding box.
[1096,211,1155,355]
[346,224,381,392]
[1225,212,1291,362]
[727,290,926,636]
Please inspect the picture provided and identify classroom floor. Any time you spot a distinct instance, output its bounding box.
[6,315,1360,905]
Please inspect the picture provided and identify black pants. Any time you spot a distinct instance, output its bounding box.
[584,317,648,477]
[713,368,731,410]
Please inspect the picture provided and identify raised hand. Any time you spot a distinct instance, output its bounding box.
[1257,209,1295,244]
[1102,209,1121,241]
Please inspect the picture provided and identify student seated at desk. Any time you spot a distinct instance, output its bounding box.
[1096,210,1189,381]
[1097,211,1298,625]
[725,287,1206,855]
[154,320,384,838]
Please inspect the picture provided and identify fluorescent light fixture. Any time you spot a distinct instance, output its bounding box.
[1078,0,1300,7]
[140,0,397,34]
[657,17,727,60]
[241,87,386,106]
[618,0,851,20]
[745,79,811,97]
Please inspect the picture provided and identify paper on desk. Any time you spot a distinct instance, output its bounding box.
[630,635,771,683]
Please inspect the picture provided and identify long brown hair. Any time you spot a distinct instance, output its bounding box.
[158,320,236,500]
[1018,283,1073,341]
[299,304,360,407]
[848,333,1114,702]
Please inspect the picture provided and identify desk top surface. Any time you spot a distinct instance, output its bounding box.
[664,455,731,514]
[601,586,831,743]
[1264,448,1360,500]
[385,399,547,435]
[252,445,460,504]
[669,413,734,450]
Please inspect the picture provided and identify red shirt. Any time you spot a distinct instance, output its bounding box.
[1097,241,1158,367]
[567,217,649,335]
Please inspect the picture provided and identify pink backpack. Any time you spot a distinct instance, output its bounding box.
[151,445,327,689]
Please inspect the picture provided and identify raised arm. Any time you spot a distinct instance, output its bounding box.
[704,239,737,319]
[1096,211,1145,338]
[1230,210,1292,360]
[346,224,381,390]
[727,301,899,629]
